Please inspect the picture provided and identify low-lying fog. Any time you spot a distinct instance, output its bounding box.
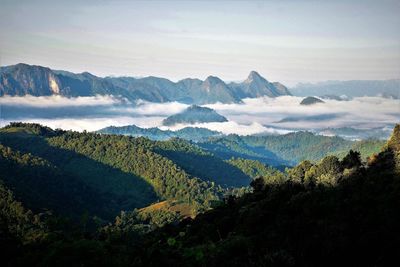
[0,95,398,136]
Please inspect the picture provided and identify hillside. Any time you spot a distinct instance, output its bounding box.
[162,105,228,126]
[98,125,222,141]
[0,123,259,222]
[97,125,386,169]
[0,63,291,104]
[199,132,366,166]
[136,125,400,266]
[98,126,384,167]
[2,124,398,266]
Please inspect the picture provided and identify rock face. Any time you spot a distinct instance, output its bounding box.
[162,105,228,126]
[0,63,291,104]
[0,63,62,96]
[300,96,325,105]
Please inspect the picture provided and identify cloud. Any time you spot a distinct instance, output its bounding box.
[131,100,188,116]
[205,96,400,129]
[0,95,398,134]
[160,121,292,136]
[0,94,126,107]
[1,116,164,132]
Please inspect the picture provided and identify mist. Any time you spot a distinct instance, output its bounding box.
[1,95,398,134]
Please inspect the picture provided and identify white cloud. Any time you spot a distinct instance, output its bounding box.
[205,96,400,129]
[160,121,292,136]
[0,94,126,107]
[1,116,164,132]
[130,100,188,116]
[0,95,398,134]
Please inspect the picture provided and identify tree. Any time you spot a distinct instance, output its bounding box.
[342,150,362,169]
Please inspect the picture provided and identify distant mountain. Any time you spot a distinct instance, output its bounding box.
[290,79,400,99]
[300,96,325,105]
[199,131,383,166]
[162,105,228,126]
[229,71,291,98]
[316,126,393,140]
[320,94,349,101]
[0,63,291,104]
[98,124,222,141]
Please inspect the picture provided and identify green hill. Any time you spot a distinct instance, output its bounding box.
[1,123,399,266]
[200,132,383,166]
[0,123,261,221]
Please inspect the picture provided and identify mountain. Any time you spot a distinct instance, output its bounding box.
[229,71,291,98]
[199,131,382,166]
[300,96,325,105]
[162,105,228,126]
[0,63,291,104]
[0,123,256,222]
[290,79,400,99]
[3,124,398,266]
[316,126,393,140]
[134,125,400,267]
[97,125,222,141]
[99,125,384,167]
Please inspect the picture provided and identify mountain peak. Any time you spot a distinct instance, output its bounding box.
[204,75,224,84]
[245,71,268,84]
[248,71,262,79]
[162,105,228,126]
[300,96,325,105]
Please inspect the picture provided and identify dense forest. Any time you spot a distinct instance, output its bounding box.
[1,123,398,266]
[0,123,253,221]
[98,124,385,166]
[199,131,384,166]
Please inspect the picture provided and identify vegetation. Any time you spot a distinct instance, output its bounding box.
[97,125,222,141]
[1,122,398,266]
[331,138,386,161]
[0,123,258,221]
[130,126,400,266]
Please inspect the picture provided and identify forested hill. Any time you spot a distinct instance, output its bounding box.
[98,124,385,166]
[199,132,384,166]
[137,124,400,266]
[1,124,398,266]
[97,125,222,141]
[0,123,261,222]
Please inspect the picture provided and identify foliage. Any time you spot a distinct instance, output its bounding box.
[1,123,399,266]
[200,131,357,166]
[226,157,278,179]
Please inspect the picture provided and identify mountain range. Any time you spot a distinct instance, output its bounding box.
[290,79,400,99]
[0,63,291,104]
[98,123,385,166]
[2,122,398,266]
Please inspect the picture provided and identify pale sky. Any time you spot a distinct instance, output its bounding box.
[1,0,399,86]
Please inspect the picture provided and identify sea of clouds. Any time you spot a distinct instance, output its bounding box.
[0,95,398,135]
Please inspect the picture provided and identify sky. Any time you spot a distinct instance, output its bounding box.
[0,0,399,86]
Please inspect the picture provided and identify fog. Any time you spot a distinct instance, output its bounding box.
[0,95,398,134]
